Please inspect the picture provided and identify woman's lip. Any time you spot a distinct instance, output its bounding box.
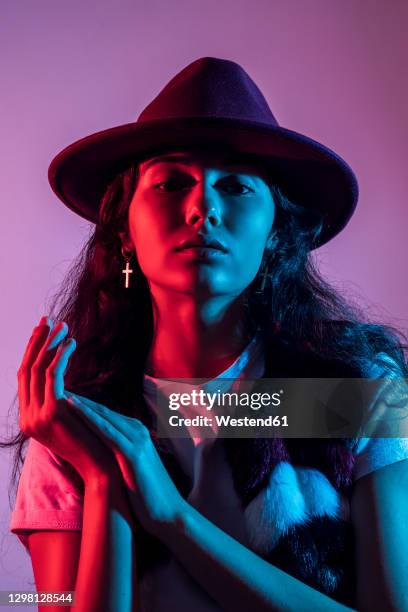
[175,240,228,252]
[180,245,223,250]
[177,246,227,258]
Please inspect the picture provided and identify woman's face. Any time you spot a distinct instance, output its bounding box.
[125,149,275,299]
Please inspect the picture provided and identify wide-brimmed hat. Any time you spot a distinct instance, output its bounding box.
[48,56,358,249]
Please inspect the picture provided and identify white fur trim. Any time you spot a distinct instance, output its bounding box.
[244,461,350,555]
[296,467,349,521]
[244,462,306,552]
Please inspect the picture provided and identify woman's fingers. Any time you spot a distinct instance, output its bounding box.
[69,393,139,441]
[30,321,68,407]
[17,318,51,421]
[45,336,77,401]
[69,397,133,456]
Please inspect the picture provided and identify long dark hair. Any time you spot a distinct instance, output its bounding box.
[2,155,407,503]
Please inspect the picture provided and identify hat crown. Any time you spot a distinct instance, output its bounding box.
[49,56,358,245]
[137,57,278,125]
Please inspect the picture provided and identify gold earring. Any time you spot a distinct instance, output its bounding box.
[121,247,134,289]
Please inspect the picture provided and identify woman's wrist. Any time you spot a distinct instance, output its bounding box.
[83,464,123,493]
[83,468,136,528]
[153,496,191,545]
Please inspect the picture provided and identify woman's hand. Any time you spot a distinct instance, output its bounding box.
[17,316,118,484]
[66,392,187,538]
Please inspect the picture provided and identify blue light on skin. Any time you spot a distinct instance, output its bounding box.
[119,149,276,379]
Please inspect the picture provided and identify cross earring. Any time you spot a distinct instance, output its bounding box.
[121,247,134,288]
[255,263,269,295]
[255,252,274,295]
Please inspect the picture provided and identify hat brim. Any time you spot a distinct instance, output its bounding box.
[48,117,358,249]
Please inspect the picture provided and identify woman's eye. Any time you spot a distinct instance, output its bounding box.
[153,180,186,192]
[153,177,254,195]
[220,180,253,195]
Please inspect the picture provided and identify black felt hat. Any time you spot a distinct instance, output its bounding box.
[48,56,358,249]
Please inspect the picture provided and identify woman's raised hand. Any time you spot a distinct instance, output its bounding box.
[17,316,118,483]
[66,391,187,538]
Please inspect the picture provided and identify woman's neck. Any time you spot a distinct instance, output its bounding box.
[144,289,256,379]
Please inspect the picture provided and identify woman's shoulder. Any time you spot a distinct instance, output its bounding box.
[263,320,406,378]
[352,348,408,479]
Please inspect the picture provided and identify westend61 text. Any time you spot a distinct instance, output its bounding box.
[168,414,289,427]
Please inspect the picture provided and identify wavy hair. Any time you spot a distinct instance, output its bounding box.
[2,155,407,503]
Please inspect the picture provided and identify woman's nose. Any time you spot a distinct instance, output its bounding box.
[185,179,222,227]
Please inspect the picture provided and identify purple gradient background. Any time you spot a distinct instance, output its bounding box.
[1,0,407,598]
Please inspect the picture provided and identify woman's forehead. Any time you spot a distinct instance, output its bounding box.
[138,149,270,177]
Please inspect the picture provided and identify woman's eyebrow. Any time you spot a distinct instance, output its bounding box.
[140,154,264,175]
[140,155,191,173]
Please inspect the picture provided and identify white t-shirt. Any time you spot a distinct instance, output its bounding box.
[10,331,408,611]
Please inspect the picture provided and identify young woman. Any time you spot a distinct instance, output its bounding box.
[5,57,408,611]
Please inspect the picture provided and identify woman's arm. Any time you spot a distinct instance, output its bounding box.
[159,459,408,612]
[66,393,357,611]
[159,501,356,612]
[16,318,138,610]
[28,473,137,612]
[351,458,408,612]
[28,532,82,605]
[72,475,137,612]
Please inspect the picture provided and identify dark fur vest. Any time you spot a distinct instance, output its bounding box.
[134,332,360,609]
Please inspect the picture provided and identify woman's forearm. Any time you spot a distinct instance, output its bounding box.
[160,501,356,612]
[73,476,137,612]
